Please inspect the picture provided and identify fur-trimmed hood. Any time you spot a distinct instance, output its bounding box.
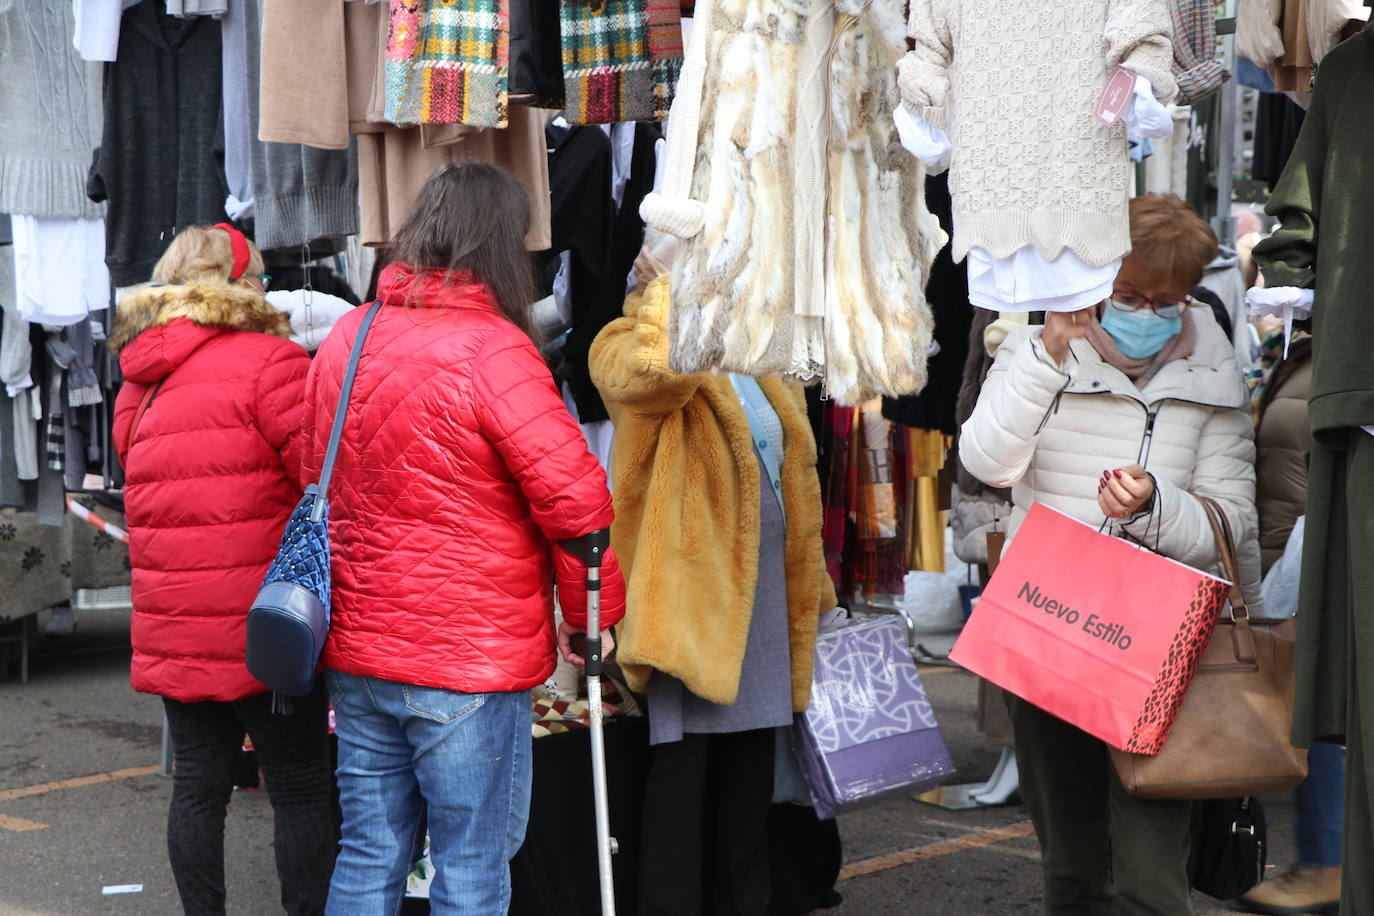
[111,284,294,385]
[109,284,292,354]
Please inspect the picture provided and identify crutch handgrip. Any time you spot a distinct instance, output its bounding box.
[558,527,611,568]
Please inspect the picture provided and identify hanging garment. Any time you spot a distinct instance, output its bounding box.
[1251,92,1306,185]
[899,0,1175,269]
[355,110,551,250]
[240,0,359,249]
[559,0,683,125]
[0,1,106,219]
[10,217,111,327]
[645,0,940,405]
[1236,0,1367,106]
[87,1,228,286]
[73,0,143,62]
[1251,42,1374,903]
[166,0,229,15]
[881,175,972,436]
[1171,0,1230,105]
[221,0,254,219]
[257,0,351,149]
[966,248,1117,314]
[0,247,31,397]
[545,123,660,424]
[509,0,565,107]
[385,0,511,128]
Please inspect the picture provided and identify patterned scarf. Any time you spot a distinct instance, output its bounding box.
[559,0,682,124]
[386,0,511,129]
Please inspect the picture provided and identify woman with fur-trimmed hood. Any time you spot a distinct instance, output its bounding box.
[109,225,335,916]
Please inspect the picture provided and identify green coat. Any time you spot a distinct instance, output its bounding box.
[1253,22,1374,911]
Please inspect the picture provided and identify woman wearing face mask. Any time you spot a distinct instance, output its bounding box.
[959,194,1264,914]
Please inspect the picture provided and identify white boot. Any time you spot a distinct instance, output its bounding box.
[969,748,1019,806]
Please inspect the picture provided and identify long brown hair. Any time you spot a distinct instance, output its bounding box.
[390,163,541,344]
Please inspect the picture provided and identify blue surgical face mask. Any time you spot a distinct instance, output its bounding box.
[1100,301,1183,359]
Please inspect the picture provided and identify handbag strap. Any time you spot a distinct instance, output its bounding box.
[128,378,166,447]
[1197,494,1258,663]
[311,301,383,523]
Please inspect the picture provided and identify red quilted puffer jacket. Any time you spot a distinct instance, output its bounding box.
[304,264,623,694]
[112,284,309,703]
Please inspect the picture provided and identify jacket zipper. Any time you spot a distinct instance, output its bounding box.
[1306,0,1319,89]
[1137,409,1159,466]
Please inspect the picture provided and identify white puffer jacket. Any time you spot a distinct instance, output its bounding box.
[961,308,1265,613]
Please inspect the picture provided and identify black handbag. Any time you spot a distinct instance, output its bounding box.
[1188,795,1268,900]
[245,301,382,698]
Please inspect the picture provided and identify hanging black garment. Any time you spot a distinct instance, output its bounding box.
[543,123,661,424]
[509,0,565,107]
[87,0,227,287]
[881,173,972,435]
[1251,93,1307,187]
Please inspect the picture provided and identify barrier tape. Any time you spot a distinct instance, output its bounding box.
[65,496,129,544]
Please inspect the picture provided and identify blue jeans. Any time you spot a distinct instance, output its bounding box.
[324,670,532,916]
[1295,741,1345,867]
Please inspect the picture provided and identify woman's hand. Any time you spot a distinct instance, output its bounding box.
[1041,306,1095,366]
[1098,464,1155,519]
[557,621,617,667]
[633,248,668,288]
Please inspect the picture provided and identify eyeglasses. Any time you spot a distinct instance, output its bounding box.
[251,273,272,291]
[1110,289,1190,319]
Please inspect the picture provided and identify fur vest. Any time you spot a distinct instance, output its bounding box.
[590,278,838,709]
[642,0,942,406]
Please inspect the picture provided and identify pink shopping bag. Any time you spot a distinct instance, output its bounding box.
[949,502,1230,754]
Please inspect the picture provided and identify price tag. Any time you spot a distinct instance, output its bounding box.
[1095,65,1137,127]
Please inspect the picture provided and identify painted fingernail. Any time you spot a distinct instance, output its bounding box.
[1113,470,1124,479]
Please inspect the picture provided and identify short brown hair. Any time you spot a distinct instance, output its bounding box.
[152,226,265,287]
[1126,194,1219,290]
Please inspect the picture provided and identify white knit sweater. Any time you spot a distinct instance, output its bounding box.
[898,0,1177,267]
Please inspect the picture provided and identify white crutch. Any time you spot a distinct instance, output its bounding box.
[561,529,617,916]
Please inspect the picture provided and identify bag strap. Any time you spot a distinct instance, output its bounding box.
[311,301,383,523]
[128,378,166,447]
[1197,495,1258,663]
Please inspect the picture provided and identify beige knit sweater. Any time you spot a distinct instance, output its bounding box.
[898,0,1177,268]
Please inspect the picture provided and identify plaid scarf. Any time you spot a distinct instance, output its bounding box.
[560,0,682,124]
[386,0,511,129]
[1171,0,1230,105]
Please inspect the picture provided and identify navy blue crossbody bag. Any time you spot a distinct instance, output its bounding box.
[246,301,382,699]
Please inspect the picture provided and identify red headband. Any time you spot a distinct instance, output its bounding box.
[212,222,252,282]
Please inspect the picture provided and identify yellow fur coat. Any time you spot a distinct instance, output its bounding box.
[589,276,837,710]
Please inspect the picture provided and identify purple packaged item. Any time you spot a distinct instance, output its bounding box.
[794,616,955,818]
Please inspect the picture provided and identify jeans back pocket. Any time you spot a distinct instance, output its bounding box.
[401,683,486,724]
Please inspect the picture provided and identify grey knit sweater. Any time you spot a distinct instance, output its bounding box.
[0,1,106,219]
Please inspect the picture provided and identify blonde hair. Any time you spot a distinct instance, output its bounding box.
[152,226,265,287]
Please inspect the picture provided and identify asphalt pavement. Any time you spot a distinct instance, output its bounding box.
[0,610,1291,915]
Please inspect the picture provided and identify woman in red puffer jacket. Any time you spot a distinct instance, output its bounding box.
[304,163,625,915]
[111,225,335,916]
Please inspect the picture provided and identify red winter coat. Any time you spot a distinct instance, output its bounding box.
[303,264,623,694]
[112,285,309,703]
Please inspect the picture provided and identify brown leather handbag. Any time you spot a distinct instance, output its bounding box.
[1109,496,1309,800]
